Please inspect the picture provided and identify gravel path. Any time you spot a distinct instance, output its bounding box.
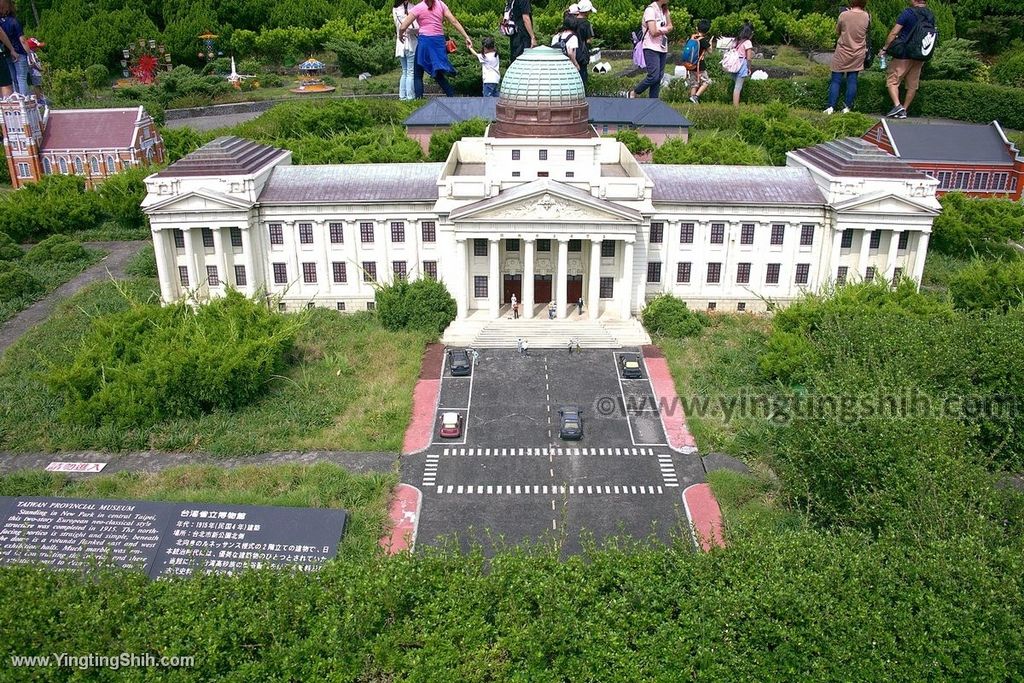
[0,240,147,356]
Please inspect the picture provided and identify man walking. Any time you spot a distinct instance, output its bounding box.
[516,337,523,355]
[879,0,938,118]
[507,0,536,64]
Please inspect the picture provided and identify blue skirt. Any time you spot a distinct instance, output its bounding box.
[416,35,456,77]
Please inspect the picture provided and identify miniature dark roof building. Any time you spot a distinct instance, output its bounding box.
[154,136,288,178]
[645,165,826,205]
[41,107,149,151]
[259,164,443,204]
[404,97,691,129]
[875,119,1020,165]
[788,137,928,180]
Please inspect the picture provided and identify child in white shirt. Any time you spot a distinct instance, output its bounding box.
[468,36,500,96]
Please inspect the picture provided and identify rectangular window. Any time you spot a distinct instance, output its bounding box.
[892,267,904,285]
[954,171,970,190]
[506,238,520,252]
[474,239,488,256]
[677,262,692,283]
[329,222,344,244]
[599,276,614,298]
[647,262,662,283]
[566,150,575,161]
[766,263,781,284]
[269,223,283,245]
[307,302,316,310]
[366,301,376,311]
[273,263,287,284]
[512,171,521,177]
[601,241,615,258]
[16,162,29,178]
[234,265,246,286]
[568,239,582,252]
[707,302,717,311]
[869,231,881,249]
[336,302,346,311]
[278,302,286,312]
[206,265,219,286]
[393,261,407,279]
[537,239,551,252]
[421,221,436,242]
[363,262,377,282]
[423,261,437,279]
[537,171,549,178]
[740,223,755,245]
[795,263,810,285]
[710,223,725,245]
[474,275,488,298]
[898,232,909,250]
[973,172,989,190]
[230,227,243,248]
[201,227,214,249]
[736,262,751,284]
[936,171,953,189]
[178,266,189,286]
[173,229,185,249]
[841,229,854,249]
[512,149,520,160]
[650,222,664,244]
[800,224,814,246]
[390,221,405,243]
[992,173,1008,190]
[837,266,848,284]
[302,262,317,284]
[360,222,374,243]
[539,149,547,161]
[565,171,575,178]
[737,302,746,312]
[865,266,876,281]
[707,262,721,284]
[680,222,694,244]
[332,262,347,283]
[770,224,785,246]
[299,223,314,244]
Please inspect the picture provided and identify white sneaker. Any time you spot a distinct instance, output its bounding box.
[823,107,834,115]
[841,107,850,114]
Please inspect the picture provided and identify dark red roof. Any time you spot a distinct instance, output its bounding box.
[789,137,927,180]
[40,108,142,151]
[155,136,288,178]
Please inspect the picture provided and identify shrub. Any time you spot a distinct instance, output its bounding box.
[777,11,836,51]
[428,118,488,162]
[924,38,987,82]
[84,64,109,89]
[375,277,456,338]
[930,192,1024,259]
[46,67,86,106]
[737,104,825,165]
[24,235,89,264]
[710,6,769,41]
[160,126,211,163]
[0,265,42,301]
[991,49,1024,88]
[46,291,302,428]
[0,231,22,261]
[652,132,771,165]
[125,244,158,279]
[326,38,395,77]
[948,259,1024,312]
[96,167,150,232]
[641,295,712,338]
[0,175,104,243]
[238,58,262,76]
[613,129,654,154]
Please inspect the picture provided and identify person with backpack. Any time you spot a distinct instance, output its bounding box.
[628,0,673,99]
[682,19,712,104]
[504,0,537,64]
[551,18,581,72]
[720,21,754,107]
[824,0,870,115]
[570,1,596,88]
[879,0,938,118]
[398,0,473,98]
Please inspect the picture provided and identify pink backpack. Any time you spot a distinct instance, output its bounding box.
[721,42,744,73]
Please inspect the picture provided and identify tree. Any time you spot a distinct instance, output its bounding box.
[930,192,1024,259]
[375,276,456,337]
[651,132,770,165]
[925,38,987,82]
[948,259,1024,312]
[738,104,826,166]
[641,295,711,338]
[428,119,488,162]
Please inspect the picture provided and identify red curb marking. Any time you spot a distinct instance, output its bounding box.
[402,344,445,455]
[642,345,697,451]
[682,483,725,551]
[379,484,422,554]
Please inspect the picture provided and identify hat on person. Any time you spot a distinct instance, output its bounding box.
[576,0,596,12]
[568,3,580,13]
[26,37,45,49]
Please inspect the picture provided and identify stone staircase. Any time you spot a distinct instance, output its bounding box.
[441,317,652,349]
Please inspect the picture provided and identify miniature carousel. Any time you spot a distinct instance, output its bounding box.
[291,58,335,94]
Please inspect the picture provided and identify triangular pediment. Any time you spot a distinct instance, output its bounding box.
[143,188,254,214]
[450,179,642,223]
[833,191,940,216]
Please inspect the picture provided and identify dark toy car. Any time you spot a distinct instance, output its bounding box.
[449,349,471,376]
[620,353,643,379]
[558,405,583,440]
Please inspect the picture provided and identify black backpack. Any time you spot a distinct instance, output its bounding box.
[890,7,938,61]
[555,30,574,58]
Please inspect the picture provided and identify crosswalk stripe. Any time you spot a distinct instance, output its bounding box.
[658,486,663,494]
[487,486,493,494]
[665,483,679,487]
[457,485,463,494]
[587,486,593,494]
[436,486,442,493]
[447,485,453,493]
[543,485,548,494]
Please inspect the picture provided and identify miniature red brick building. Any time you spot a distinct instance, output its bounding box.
[863,119,1024,200]
[0,96,165,189]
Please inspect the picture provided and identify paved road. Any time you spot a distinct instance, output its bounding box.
[165,111,265,131]
[401,347,706,554]
[0,240,147,356]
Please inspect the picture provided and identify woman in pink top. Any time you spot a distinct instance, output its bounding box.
[630,0,672,98]
[398,0,472,98]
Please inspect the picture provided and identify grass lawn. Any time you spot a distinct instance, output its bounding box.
[0,462,396,558]
[0,278,429,454]
[0,247,105,323]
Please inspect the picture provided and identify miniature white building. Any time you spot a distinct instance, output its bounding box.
[142,48,939,318]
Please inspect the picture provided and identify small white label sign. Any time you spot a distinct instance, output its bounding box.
[45,462,107,473]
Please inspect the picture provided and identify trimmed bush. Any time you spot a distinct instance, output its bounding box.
[24,235,89,264]
[613,129,654,154]
[0,231,22,261]
[84,64,109,89]
[931,192,1024,259]
[375,276,456,338]
[429,118,488,162]
[948,259,1024,312]
[641,294,712,338]
[924,38,987,82]
[652,132,771,165]
[991,49,1024,88]
[0,265,42,301]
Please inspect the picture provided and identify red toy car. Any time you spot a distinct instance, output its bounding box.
[439,412,463,438]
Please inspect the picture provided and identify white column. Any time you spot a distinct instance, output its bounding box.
[151,228,174,303]
[219,227,232,288]
[317,221,331,296]
[182,228,198,297]
[859,228,873,280]
[912,232,929,286]
[454,238,468,318]
[488,237,500,318]
[243,224,257,295]
[620,239,634,319]
[522,238,535,319]
[588,239,601,319]
[555,237,568,319]
[211,227,225,293]
[828,227,843,284]
[885,230,901,284]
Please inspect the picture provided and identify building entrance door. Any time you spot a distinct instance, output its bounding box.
[503,274,521,303]
[534,274,552,303]
[566,274,583,303]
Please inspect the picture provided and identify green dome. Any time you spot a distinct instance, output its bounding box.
[499,47,585,106]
